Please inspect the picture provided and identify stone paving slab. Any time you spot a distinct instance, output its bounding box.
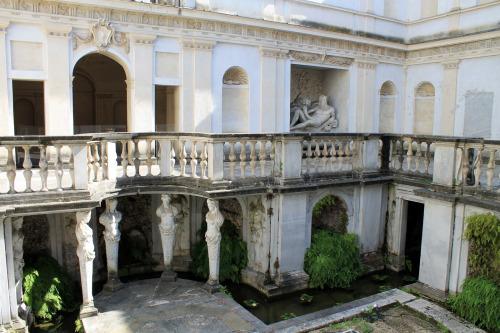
[81,278,270,333]
[405,298,486,333]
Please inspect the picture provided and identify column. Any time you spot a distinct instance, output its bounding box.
[99,199,123,292]
[440,61,459,136]
[203,199,224,293]
[75,210,97,318]
[354,60,378,132]
[11,218,24,314]
[0,21,12,136]
[155,194,178,282]
[0,214,11,326]
[44,24,73,135]
[129,34,156,132]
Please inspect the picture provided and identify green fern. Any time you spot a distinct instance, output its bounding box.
[447,277,500,331]
[190,221,248,283]
[304,229,363,289]
[23,256,79,321]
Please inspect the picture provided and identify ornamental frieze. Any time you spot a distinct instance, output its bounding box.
[289,51,353,67]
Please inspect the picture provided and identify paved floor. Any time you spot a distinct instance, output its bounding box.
[82,278,270,333]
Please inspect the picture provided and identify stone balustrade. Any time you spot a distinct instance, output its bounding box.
[1,133,500,198]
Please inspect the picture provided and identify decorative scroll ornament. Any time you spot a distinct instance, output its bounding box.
[289,51,353,67]
[74,19,129,53]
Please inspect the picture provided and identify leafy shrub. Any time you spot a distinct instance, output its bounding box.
[304,229,363,289]
[463,212,500,282]
[23,256,79,320]
[447,277,500,331]
[190,221,248,283]
[312,195,336,218]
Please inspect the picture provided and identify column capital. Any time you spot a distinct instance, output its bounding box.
[182,39,216,51]
[260,47,288,58]
[129,33,156,45]
[0,20,9,32]
[443,60,460,70]
[356,59,378,69]
[43,24,72,38]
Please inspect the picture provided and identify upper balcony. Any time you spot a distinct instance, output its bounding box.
[1,132,499,209]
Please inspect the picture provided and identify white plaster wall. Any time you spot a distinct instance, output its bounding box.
[6,24,46,81]
[458,3,500,32]
[404,64,443,135]
[323,68,351,133]
[420,198,455,291]
[455,56,500,139]
[212,43,261,133]
[356,184,386,254]
[407,17,450,41]
[407,0,422,21]
[374,63,405,133]
[154,37,181,86]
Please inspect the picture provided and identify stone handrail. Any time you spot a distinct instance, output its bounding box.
[1,133,499,195]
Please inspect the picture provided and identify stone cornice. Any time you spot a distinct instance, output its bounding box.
[289,50,353,67]
[0,0,497,66]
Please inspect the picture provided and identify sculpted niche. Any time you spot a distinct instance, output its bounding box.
[290,95,338,132]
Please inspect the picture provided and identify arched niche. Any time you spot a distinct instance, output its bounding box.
[414,81,435,135]
[222,66,249,133]
[73,53,127,134]
[379,81,397,133]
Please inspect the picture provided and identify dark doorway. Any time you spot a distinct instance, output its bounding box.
[404,201,424,277]
[13,80,45,135]
[155,85,178,132]
[73,53,127,134]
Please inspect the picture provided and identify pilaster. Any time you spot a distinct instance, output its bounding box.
[441,60,460,136]
[182,40,216,133]
[260,48,287,133]
[130,33,156,132]
[0,21,12,136]
[43,24,73,135]
[354,60,378,132]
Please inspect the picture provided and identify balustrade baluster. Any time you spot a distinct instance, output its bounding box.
[337,141,345,171]
[473,147,483,187]
[55,145,64,191]
[101,141,108,180]
[133,140,141,177]
[228,142,236,180]
[200,141,208,179]
[250,141,257,177]
[6,146,16,193]
[461,147,470,185]
[146,139,153,176]
[39,145,49,191]
[406,139,413,172]
[119,141,128,178]
[390,140,397,169]
[259,141,267,177]
[486,147,496,190]
[424,142,431,174]
[306,141,312,173]
[93,143,100,181]
[22,145,32,192]
[239,142,246,179]
[170,145,176,176]
[344,141,352,171]
[179,140,187,176]
[330,141,337,171]
[322,140,329,172]
[313,140,320,173]
[191,141,199,178]
[69,148,75,189]
[415,141,422,173]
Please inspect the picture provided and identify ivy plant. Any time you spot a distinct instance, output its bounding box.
[190,221,248,283]
[304,229,363,289]
[23,256,79,321]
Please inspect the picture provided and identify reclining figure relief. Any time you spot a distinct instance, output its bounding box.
[290,95,338,132]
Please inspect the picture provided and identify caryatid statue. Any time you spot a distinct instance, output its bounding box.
[203,198,224,293]
[12,217,25,310]
[156,194,179,282]
[76,210,97,317]
[99,198,123,292]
